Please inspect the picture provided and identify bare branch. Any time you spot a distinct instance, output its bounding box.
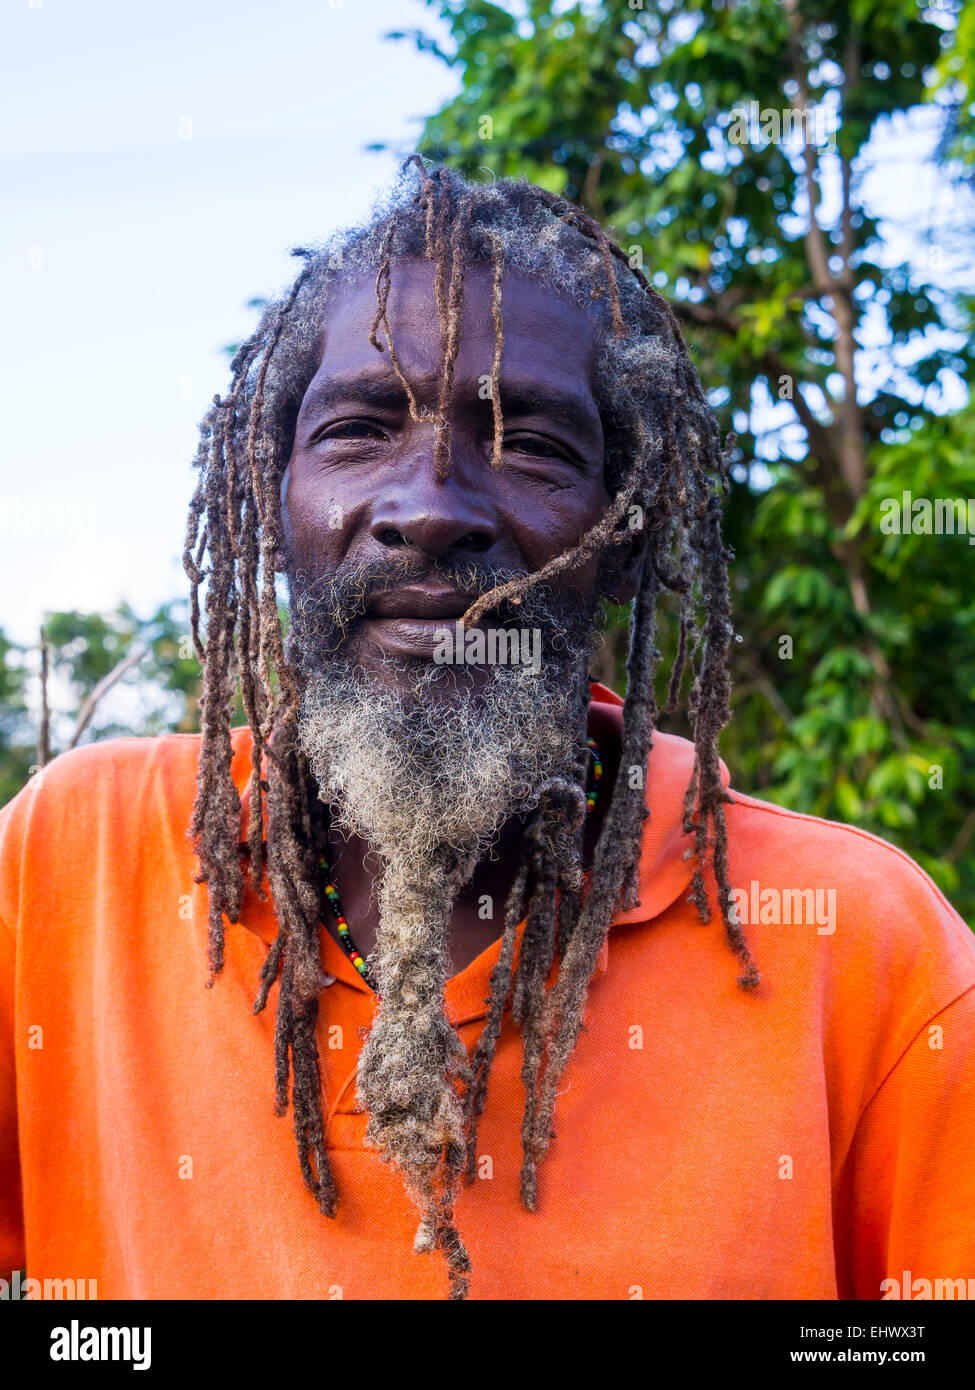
[671,298,838,469]
[67,645,147,751]
[37,626,51,769]
[946,806,975,866]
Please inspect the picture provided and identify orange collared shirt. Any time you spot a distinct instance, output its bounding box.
[1,684,974,1299]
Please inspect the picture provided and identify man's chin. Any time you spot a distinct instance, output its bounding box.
[296,637,589,869]
[358,616,463,662]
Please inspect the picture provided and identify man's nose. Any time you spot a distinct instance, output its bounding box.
[368,459,498,559]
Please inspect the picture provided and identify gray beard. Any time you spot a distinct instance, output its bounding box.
[298,659,586,874]
[290,561,603,877]
[288,562,603,1236]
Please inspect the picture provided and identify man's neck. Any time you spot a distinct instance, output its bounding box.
[324,814,528,977]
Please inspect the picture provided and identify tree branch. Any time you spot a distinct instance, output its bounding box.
[671,298,838,469]
[37,627,50,769]
[67,646,147,751]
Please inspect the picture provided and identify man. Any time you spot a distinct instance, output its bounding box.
[1,160,973,1302]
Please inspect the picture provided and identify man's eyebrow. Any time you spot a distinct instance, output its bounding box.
[495,382,601,438]
[300,375,413,418]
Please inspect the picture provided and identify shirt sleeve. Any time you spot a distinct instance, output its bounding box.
[0,785,27,1281]
[0,907,24,1281]
[834,983,975,1300]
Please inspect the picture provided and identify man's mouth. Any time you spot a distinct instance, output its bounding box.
[363,585,477,659]
[362,584,510,661]
[368,584,473,620]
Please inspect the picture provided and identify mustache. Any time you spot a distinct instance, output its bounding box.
[288,554,542,654]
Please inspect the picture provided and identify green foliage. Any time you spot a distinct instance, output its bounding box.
[40,601,204,741]
[0,631,33,806]
[928,0,975,169]
[0,594,284,806]
[395,0,971,451]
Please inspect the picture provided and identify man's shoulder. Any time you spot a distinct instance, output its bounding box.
[726,787,964,923]
[1,726,254,805]
[0,729,254,930]
[1,731,203,816]
[722,787,975,1023]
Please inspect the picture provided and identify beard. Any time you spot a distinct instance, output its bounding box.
[288,552,604,1279]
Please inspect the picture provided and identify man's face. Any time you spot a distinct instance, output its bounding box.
[280,257,615,678]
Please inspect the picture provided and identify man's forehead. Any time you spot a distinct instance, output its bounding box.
[308,257,600,398]
[320,257,596,325]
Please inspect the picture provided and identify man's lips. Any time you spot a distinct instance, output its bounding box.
[367,585,474,620]
[361,616,470,660]
[362,585,497,659]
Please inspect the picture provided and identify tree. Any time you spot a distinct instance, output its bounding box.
[0,631,33,807]
[386,0,975,918]
[930,0,975,173]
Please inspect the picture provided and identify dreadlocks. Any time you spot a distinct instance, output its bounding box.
[182,157,759,1300]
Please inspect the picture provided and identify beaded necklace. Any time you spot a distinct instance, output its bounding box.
[320,736,603,991]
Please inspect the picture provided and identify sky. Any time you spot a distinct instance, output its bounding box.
[1,0,967,650]
[1,0,456,644]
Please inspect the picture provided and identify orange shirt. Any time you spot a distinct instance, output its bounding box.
[1,683,974,1300]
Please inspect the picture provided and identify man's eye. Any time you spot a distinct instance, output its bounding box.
[504,435,567,460]
[315,420,386,442]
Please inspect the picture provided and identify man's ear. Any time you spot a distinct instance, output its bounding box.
[598,518,649,606]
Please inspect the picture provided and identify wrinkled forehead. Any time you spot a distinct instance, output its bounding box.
[304,258,601,407]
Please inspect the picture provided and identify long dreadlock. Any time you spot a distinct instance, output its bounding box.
[183,157,759,1298]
